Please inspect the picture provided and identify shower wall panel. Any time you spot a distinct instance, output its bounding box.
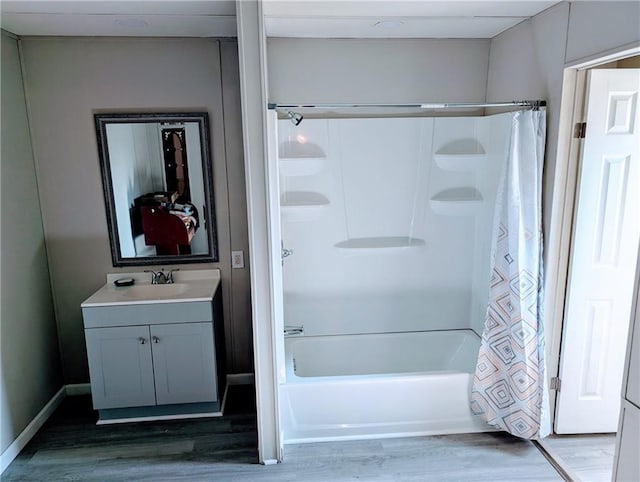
[278,115,507,336]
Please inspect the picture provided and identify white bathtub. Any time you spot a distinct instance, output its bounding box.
[280,329,491,443]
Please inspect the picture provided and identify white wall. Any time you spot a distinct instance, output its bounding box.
[0,32,63,454]
[20,37,252,382]
[267,38,490,103]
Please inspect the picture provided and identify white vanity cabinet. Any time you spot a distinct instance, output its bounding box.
[81,270,224,423]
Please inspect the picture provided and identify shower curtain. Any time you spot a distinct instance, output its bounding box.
[470,109,550,440]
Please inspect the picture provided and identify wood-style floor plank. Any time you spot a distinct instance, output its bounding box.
[541,434,616,482]
[3,386,564,481]
[284,433,563,482]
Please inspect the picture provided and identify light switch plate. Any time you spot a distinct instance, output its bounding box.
[231,250,244,269]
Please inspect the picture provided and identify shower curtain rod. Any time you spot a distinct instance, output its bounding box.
[268,100,546,110]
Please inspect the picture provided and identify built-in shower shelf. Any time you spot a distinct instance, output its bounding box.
[434,139,486,172]
[430,187,483,216]
[279,140,326,176]
[334,237,426,250]
[280,191,330,222]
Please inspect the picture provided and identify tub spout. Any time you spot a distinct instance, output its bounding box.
[284,325,304,337]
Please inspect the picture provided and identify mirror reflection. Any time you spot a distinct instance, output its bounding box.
[95,113,217,266]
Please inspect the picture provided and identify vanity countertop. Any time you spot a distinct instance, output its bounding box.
[81,269,220,307]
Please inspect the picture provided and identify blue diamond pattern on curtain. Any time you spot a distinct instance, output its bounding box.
[470,109,550,440]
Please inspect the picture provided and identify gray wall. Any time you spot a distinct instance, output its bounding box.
[486,0,640,243]
[20,37,252,383]
[486,2,570,247]
[486,0,640,284]
[1,31,63,454]
[565,1,640,64]
[485,0,640,415]
[267,38,491,103]
[220,41,253,372]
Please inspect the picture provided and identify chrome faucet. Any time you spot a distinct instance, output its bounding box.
[144,268,179,284]
[284,325,304,337]
[164,268,178,284]
[144,269,162,284]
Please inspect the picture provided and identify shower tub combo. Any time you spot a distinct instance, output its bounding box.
[280,329,489,443]
[276,114,512,443]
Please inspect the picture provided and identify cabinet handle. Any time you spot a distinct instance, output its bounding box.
[139,337,147,345]
[152,336,160,344]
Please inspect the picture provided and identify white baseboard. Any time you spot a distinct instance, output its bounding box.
[0,386,66,474]
[65,383,91,396]
[96,410,223,425]
[227,373,255,385]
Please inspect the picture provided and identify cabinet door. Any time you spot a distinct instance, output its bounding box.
[150,322,217,405]
[85,326,156,409]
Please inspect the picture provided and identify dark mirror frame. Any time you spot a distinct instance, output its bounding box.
[95,112,218,266]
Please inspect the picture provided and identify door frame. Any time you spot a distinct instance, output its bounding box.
[236,0,283,464]
[545,45,640,428]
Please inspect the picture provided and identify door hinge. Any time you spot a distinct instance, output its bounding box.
[573,122,586,139]
[550,376,561,391]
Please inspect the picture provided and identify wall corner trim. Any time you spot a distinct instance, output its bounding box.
[227,373,255,385]
[65,383,91,396]
[236,0,283,465]
[0,386,66,474]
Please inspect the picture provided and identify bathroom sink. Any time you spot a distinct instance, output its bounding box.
[121,283,189,300]
[81,269,221,307]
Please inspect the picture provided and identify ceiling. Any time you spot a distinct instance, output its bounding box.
[263,1,561,38]
[0,1,238,37]
[1,0,564,39]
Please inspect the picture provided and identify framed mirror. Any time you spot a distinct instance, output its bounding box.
[95,112,218,266]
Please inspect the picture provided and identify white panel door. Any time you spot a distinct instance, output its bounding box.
[555,69,640,433]
[150,322,217,405]
[85,326,156,409]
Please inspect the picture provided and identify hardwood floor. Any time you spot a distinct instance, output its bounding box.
[3,386,564,481]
